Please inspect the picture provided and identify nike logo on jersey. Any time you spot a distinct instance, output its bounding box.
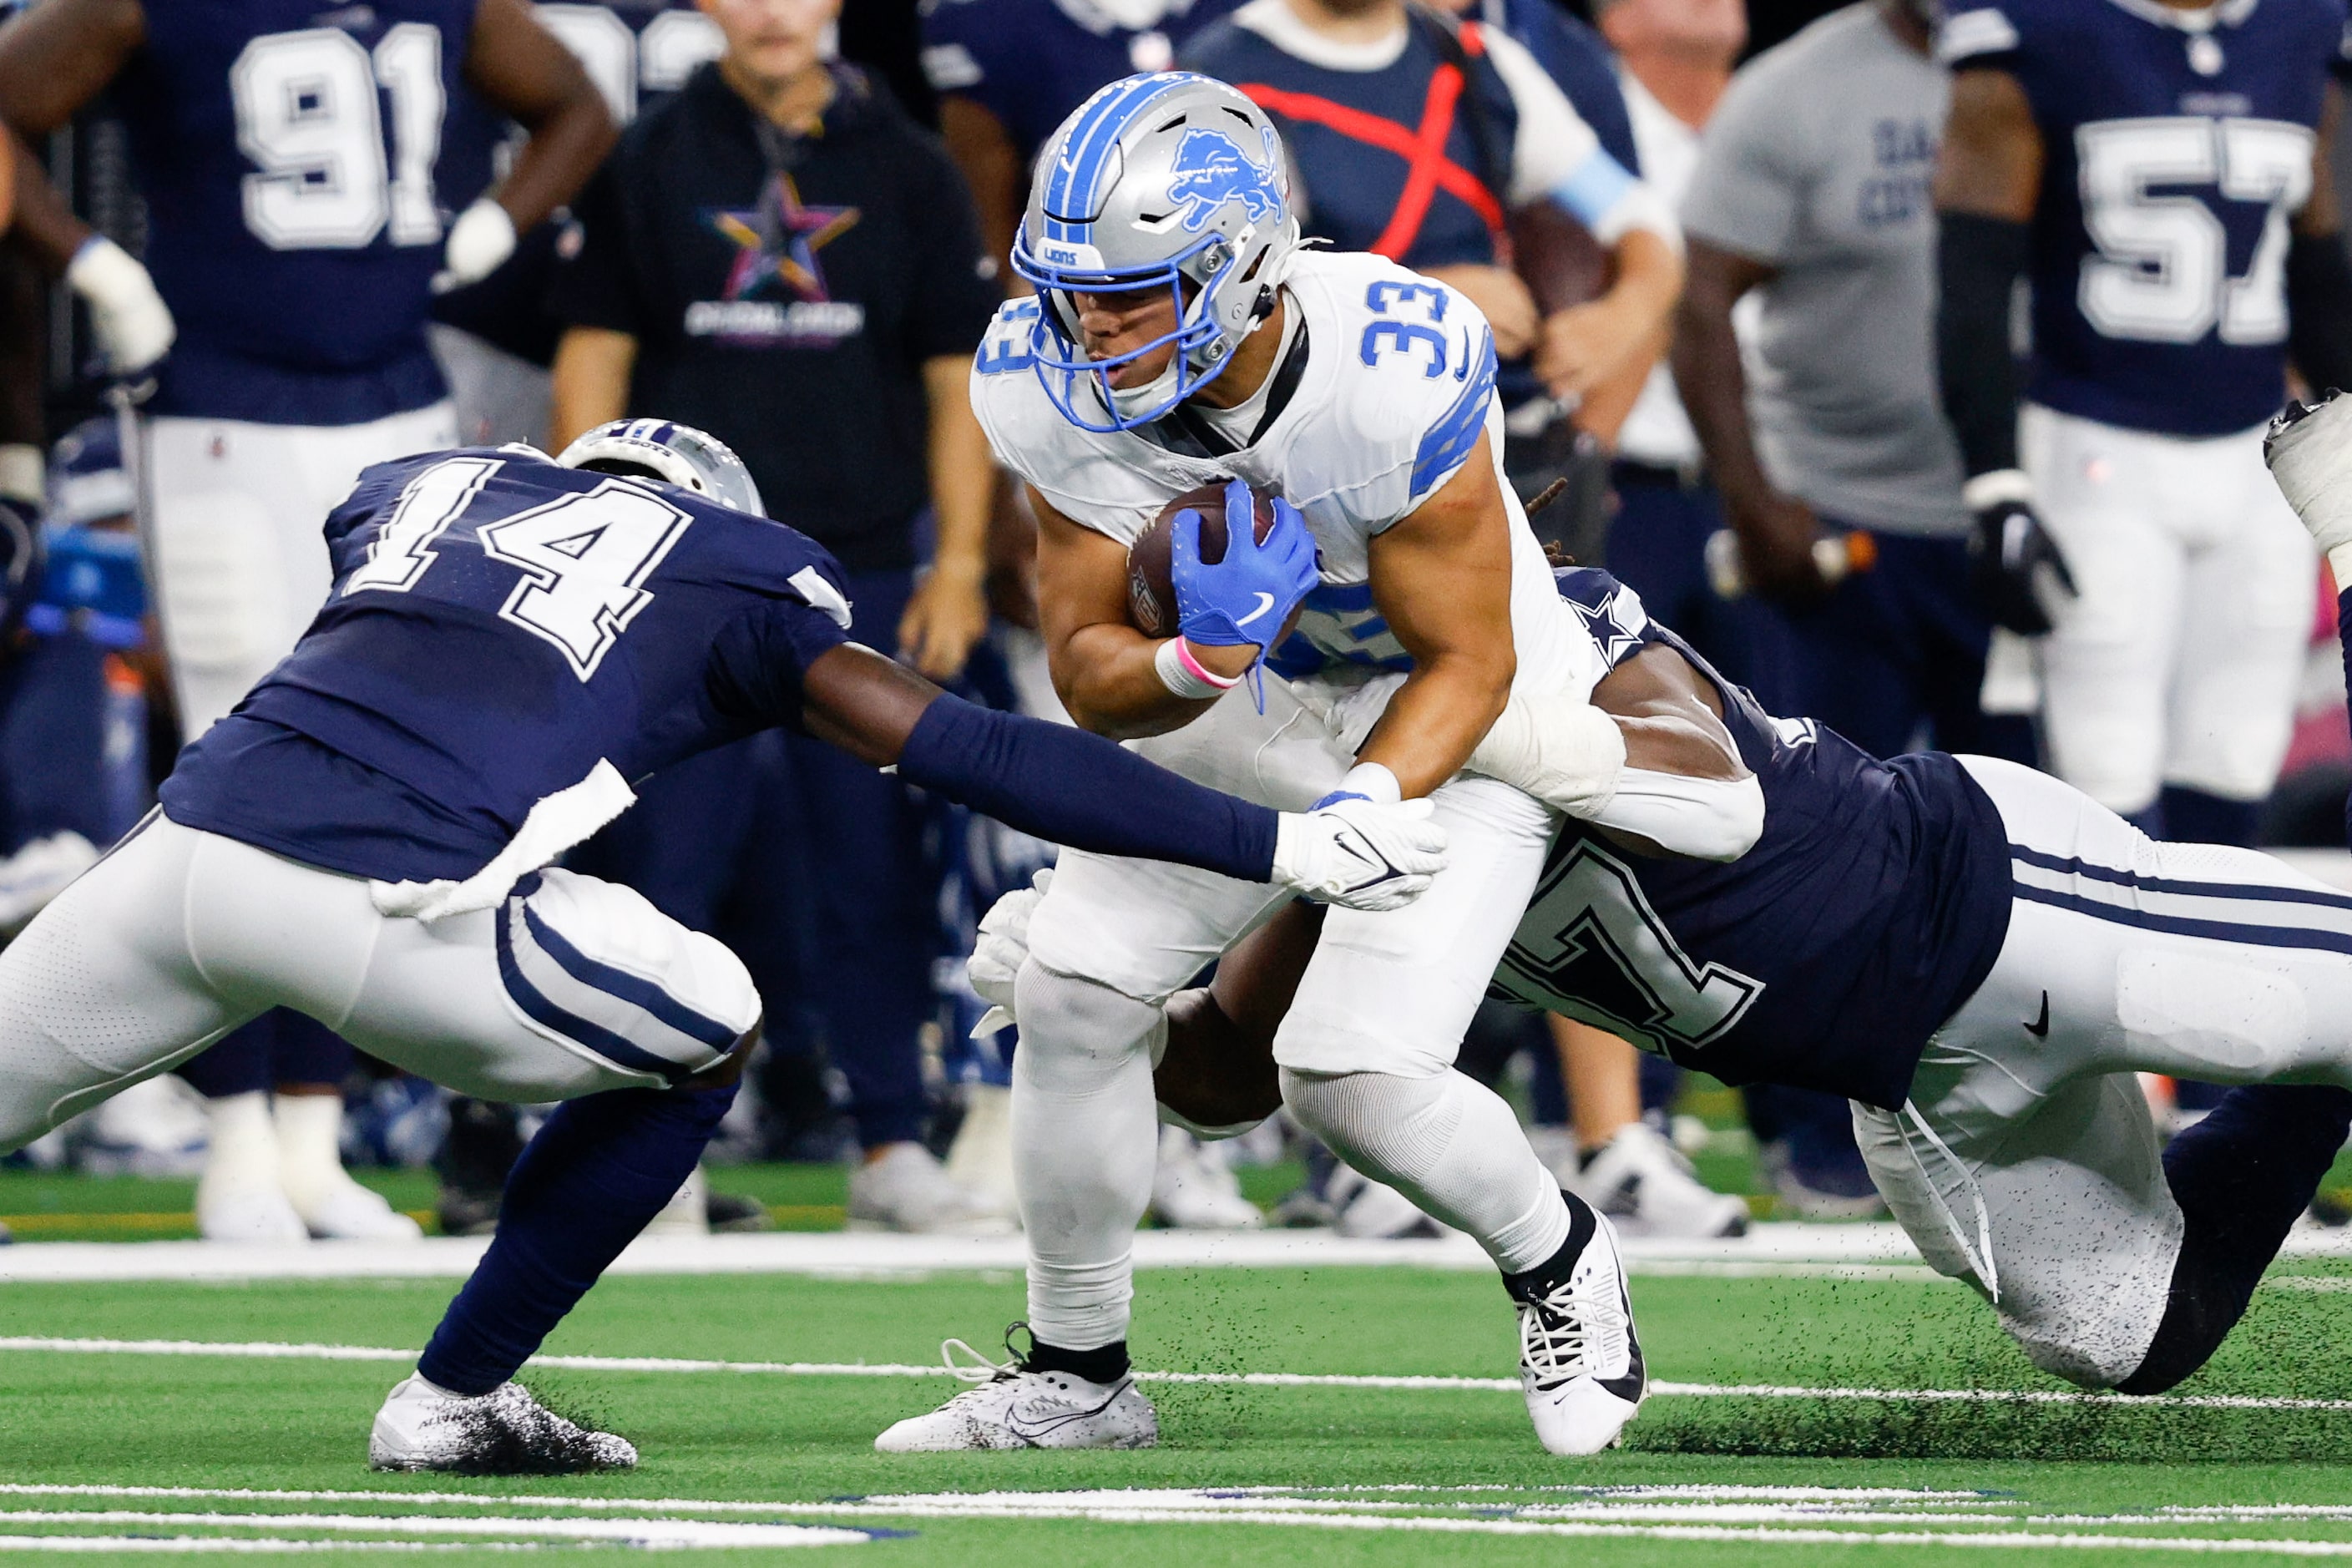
[1235,591,1277,627]
[2025,991,2050,1039]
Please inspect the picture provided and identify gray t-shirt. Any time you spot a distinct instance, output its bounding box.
[1681,3,1968,535]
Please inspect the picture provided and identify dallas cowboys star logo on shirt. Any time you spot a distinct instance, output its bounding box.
[685,175,866,346]
[1570,584,1648,668]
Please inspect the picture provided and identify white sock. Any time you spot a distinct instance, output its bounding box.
[1282,1067,1572,1273]
[273,1091,357,1213]
[1013,960,1163,1352]
[197,1090,281,1203]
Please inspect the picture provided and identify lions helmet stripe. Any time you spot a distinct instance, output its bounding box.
[1044,73,1189,242]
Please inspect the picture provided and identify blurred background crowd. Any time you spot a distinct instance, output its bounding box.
[0,0,2346,1247]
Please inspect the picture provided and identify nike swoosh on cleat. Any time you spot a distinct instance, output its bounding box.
[1599,1273,1646,1403]
[2024,991,2049,1039]
[1235,591,1277,627]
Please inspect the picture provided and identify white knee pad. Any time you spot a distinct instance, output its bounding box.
[1011,960,1165,1093]
[1281,1067,1569,1272]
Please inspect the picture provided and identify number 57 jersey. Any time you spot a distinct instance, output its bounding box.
[972,249,1595,695]
[1940,0,2349,437]
[159,447,854,888]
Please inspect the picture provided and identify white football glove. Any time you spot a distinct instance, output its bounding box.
[966,868,1050,1036]
[2267,392,2352,564]
[66,236,175,376]
[1271,797,1448,913]
[433,198,518,293]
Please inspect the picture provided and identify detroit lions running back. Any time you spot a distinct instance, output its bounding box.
[1935,0,2352,847]
[0,419,1445,1474]
[957,394,2352,1404]
[878,71,1689,1458]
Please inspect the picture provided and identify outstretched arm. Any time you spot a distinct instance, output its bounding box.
[797,642,1445,910]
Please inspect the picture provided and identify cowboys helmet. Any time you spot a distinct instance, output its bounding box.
[554,418,766,517]
[1014,72,1300,432]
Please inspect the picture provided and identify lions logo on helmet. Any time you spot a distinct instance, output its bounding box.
[554,418,766,519]
[1166,126,1285,232]
[1011,73,1301,434]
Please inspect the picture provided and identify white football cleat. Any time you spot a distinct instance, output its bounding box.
[874,1334,1159,1452]
[2267,392,2352,559]
[847,1141,1016,1236]
[1151,1125,1262,1230]
[370,1374,637,1474]
[1509,1195,1645,1456]
[1569,1121,1748,1240]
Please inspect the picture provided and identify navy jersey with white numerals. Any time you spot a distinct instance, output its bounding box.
[1940,0,2349,437]
[1489,569,2015,1110]
[112,0,480,425]
[159,447,853,884]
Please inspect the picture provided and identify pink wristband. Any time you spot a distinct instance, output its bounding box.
[1173,636,1241,690]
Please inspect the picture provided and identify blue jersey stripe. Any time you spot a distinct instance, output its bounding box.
[1044,73,1186,243]
[2011,881,2352,957]
[2009,844,2352,913]
[521,905,741,1051]
[496,908,689,1082]
[1410,331,1497,499]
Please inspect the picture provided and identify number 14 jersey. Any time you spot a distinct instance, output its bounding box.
[1940,0,2350,437]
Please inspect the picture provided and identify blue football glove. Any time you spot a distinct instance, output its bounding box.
[1170,478,1319,650]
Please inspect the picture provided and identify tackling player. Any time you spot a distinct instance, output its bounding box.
[964,391,2352,1404]
[1935,0,2352,847]
[0,420,1445,1471]
[878,73,1695,1459]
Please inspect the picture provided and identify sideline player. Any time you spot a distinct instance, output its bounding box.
[0,0,616,1243]
[1935,0,2352,847]
[878,73,1697,1458]
[0,420,1445,1470]
[967,390,2352,1400]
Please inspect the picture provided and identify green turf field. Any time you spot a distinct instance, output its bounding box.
[5,1255,2352,1563]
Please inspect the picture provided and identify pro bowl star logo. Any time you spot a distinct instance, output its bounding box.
[685,175,865,346]
[1166,126,1284,233]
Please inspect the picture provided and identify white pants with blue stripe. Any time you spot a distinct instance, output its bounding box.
[0,816,760,1153]
[1854,756,2352,1389]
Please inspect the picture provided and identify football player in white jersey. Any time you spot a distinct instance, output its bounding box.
[876,72,1705,1457]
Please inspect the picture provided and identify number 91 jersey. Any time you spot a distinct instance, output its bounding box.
[113,0,480,426]
[159,447,853,888]
[1940,0,2349,437]
[972,249,1592,695]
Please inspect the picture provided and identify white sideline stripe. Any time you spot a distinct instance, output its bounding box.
[8,1336,2352,1411]
[0,1510,867,1550]
[0,1539,467,1555]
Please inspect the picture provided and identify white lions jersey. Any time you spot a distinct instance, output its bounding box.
[972,250,1596,698]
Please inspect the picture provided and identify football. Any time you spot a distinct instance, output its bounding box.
[1125,478,1302,648]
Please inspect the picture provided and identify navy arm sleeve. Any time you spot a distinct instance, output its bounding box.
[898,694,1281,883]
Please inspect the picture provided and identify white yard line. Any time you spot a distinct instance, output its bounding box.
[0,1538,471,1554]
[4,1335,2349,1411]
[0,1510,867,1550]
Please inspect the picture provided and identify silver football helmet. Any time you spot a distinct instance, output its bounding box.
[1013,72,1301,432]
[554,418,766,517]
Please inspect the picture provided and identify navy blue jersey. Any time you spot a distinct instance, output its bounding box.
[160,447,852,883]
[1489,569,2014,1110]
[113,0,483,425]
[921,0,1242,163]
[1941,0,2350,436]
[1180,16,1520,272]
[1470,0,1638,175]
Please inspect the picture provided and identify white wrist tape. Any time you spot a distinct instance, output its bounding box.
[1464,690,1626,816]
[67,235,175,374]
[1325,761,1400,807]
[1154,636,1238,700]
[2266,398,2352,559]
[438,199,518,291]
[1590,767,1764,862]
[1961,468,2035,512]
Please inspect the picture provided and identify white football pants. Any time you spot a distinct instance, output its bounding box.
[0,815,761,1155]
[1856,756,2352,1389]
[2021,404,2316,814]
[144,402,458,737]
[1014,670,1564,1348]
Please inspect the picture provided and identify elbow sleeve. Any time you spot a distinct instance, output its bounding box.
[1586,769,1765,862]
[1937,212,2030,478]
[2289,230,2352,397]
[1555,150,1682,255]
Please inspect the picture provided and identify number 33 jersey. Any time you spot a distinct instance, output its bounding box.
[1490,569,2015,1112]
[971,249,1595,695]
[159,447,853,887]
[1940,0,2349,437]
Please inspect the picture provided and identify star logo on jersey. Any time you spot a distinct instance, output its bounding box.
[1571,586,1647,668]
[688,175,865,346]
[709,173,858,304]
